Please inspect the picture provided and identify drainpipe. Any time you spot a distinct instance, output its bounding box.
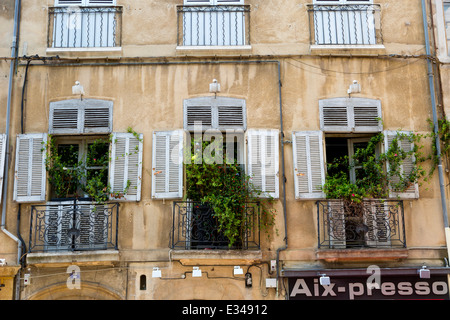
[421,0,450,255]
[2,0,22,268]
[274,61,289,299]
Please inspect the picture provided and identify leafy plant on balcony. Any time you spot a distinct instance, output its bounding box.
[185,137,276,248]
[321,130,430,203]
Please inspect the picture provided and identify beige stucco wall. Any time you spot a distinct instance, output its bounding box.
[1,0,449,300]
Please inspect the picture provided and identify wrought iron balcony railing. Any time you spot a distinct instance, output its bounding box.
[48,6,123,49]
[177,5,251,47]
[307,4,383,46]
[171,201,260,250]
[29,200,119,253]
[317,200,406,249]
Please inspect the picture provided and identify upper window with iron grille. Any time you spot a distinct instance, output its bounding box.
[48,0,122,49]
[178,0,250,47]
[308,0,382,46]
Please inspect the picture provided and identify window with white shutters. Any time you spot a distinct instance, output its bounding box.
[109,132,143,202]
[292,131,326,200]
[247,129,280,199]
[13,134,48,203]
[319,98,382,133]
[184,97,246,131]
[49,99,112,134]
[384,130,419,199]
[0,134,6,206]
[151,131,184,199]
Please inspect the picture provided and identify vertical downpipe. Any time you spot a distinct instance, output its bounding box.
[2,0,23,300]
[421,0,450,291]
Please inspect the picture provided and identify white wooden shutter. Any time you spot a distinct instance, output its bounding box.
[292,131,326,199]
[217,101,246,130]
[109,132,143,202]
[247,129,279,199]
[384,130,419,199]
[0,134,6,206]
[184,97,246,131]
[152,131,184,199]
[319,98,382,133]
[49,100,112,134]
[14,133,47,203]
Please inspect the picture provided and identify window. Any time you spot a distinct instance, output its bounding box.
[445,1,450,55]
[325,136,378,184]
[292,98,418,200]
[49,0,122,49]
[152,96,279,200]
[309,0,381,46]
[13,100,143,203]
[49,136,109,199]
[178,0,249,47]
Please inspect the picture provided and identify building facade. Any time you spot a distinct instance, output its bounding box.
[1,0,450,300]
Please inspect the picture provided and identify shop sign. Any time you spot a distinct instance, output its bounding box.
[288,275,449,300]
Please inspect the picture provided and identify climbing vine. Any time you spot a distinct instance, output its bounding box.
[321,130,431,202]
[185,137,277,247]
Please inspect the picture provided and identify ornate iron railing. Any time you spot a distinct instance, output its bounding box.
[29,200,119,253]
[307,4,383,45]
[48,6,123,48]
[177,5,251,47]
[171,201,260,250]
[317,200,406,249]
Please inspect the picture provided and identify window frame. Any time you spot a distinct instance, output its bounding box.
[444,1,450,56]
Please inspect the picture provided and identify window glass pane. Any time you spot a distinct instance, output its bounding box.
[325,137,349,179]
